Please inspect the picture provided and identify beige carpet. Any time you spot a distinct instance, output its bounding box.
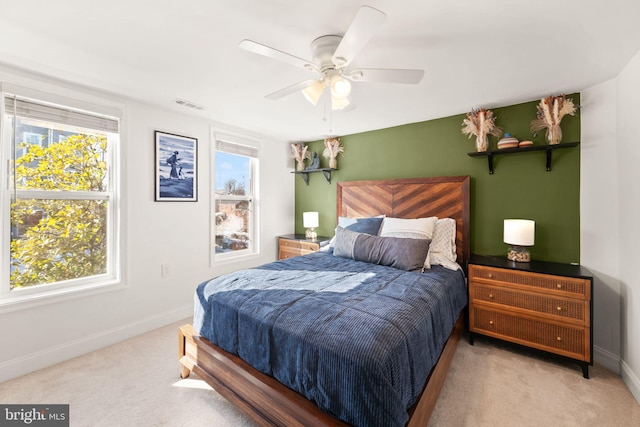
[1,319,639,427]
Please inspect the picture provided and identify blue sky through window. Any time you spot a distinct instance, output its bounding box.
[215,152,250,193]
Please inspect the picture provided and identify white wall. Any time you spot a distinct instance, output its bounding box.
[616,47,640,403]
[582,47,640,402]
[0,65,295,382]
[580,78,622,373]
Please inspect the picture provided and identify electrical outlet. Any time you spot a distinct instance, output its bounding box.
[161,263,171,278]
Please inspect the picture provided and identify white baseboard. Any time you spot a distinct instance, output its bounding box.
[0,305,192,383]
[594,345,621,374]
[621,359,640,405]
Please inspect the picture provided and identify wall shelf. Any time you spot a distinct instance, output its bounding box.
[467,142,579,174]
[292,168,337,185]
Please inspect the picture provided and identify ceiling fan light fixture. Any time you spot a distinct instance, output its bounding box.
[330,75,351,99]
[302,80,325,106]
[331,95,350,110]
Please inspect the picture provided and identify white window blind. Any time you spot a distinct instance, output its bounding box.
[5,96,119,133]
[216,139,258,158]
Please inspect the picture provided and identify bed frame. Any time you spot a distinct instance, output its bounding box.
[179,176,470,426]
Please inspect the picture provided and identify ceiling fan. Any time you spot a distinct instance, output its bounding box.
[239,5,424,110]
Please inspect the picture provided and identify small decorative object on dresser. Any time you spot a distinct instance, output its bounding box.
[461,108,503,152]
[530,94,577,145]
[302,211,319,241]
[504,219,535,262]
[322,137,344,169]
[468,255,593,378]
[277,234,331,260]
[291,142,310,171]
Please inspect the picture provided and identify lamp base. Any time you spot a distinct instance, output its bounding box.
[507,245,530,262]
[305,228,317,241]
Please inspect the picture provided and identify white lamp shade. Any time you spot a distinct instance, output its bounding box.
[330,75,351,99]
[331,95,350,110]
[303,212,319,228]
[302,81,325,106]
[504,219,535,246]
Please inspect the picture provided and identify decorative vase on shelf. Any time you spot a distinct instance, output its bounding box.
[291,142,310,172]
[476,134,488,152]
[546,124,562,145]
[530,95,576,146]
[323,137,344,169]
[461,108,501,153]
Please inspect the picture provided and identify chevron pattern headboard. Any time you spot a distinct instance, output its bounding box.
[337,176,470,267]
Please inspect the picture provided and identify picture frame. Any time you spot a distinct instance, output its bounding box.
[155,131,197,201]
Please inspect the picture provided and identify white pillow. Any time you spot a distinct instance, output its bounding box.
[379,217,437,240]
[424,218,459,271]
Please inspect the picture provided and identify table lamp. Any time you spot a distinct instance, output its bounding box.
[303,212,319,241]
[504,219,535,262]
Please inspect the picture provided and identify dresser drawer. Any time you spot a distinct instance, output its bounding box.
[279,238,302,250]
[469,265,589,299]
[299,241,320,252]
[278,238,320,260]
[279,246,302,260]
[471,283,588,325]
[471,306,589,362]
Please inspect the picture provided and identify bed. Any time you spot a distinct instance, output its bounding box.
[179,176,470,426]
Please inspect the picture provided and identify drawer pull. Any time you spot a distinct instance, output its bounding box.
[489,320,494,325]
[556,336,562,341]
[557,306,562,311]
[488,273,493,278]
[489,294,493,299]
[557,284,562,289]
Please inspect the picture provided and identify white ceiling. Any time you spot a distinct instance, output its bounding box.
[2,0,640,142]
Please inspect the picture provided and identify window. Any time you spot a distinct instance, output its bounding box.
[1,94,120,301]
[18,132,43,158]
[213,135,259,260]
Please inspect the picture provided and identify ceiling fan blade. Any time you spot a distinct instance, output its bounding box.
[265,80,317,100]
[347,68,425,84]
[239,39,316,72]
[332,6,387,68]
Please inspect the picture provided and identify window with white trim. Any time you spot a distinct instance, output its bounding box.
[1,94,120,300]
[213,136,259,260]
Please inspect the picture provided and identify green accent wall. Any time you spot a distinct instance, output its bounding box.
[294,95,581,264]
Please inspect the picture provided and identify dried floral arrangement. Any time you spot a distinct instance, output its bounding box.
[323,137,344,169]
[461,108,502,152]
[530,94,576,145]
[291,143,310,171]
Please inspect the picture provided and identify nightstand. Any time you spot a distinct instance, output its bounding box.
[278,234,331,260]
[468,254,593,378]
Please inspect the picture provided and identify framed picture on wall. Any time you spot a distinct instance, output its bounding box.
[155,131,198,201]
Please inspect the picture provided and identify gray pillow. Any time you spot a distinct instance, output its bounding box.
[333,226,431,272]
[333,226,361,258]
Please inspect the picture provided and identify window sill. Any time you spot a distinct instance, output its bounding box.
[0,279,125,314]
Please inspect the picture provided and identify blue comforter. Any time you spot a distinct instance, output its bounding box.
[194,251,467,427]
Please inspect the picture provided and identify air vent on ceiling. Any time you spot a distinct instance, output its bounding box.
[175,98,206,110]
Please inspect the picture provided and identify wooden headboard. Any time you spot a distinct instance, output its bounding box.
[337,176,471,267]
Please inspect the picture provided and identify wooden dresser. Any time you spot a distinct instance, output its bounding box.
[468,255,593,378]
[278,234,331,260]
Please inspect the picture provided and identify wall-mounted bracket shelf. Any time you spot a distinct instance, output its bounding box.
[292,168,337,185]
[467,142,579,174]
